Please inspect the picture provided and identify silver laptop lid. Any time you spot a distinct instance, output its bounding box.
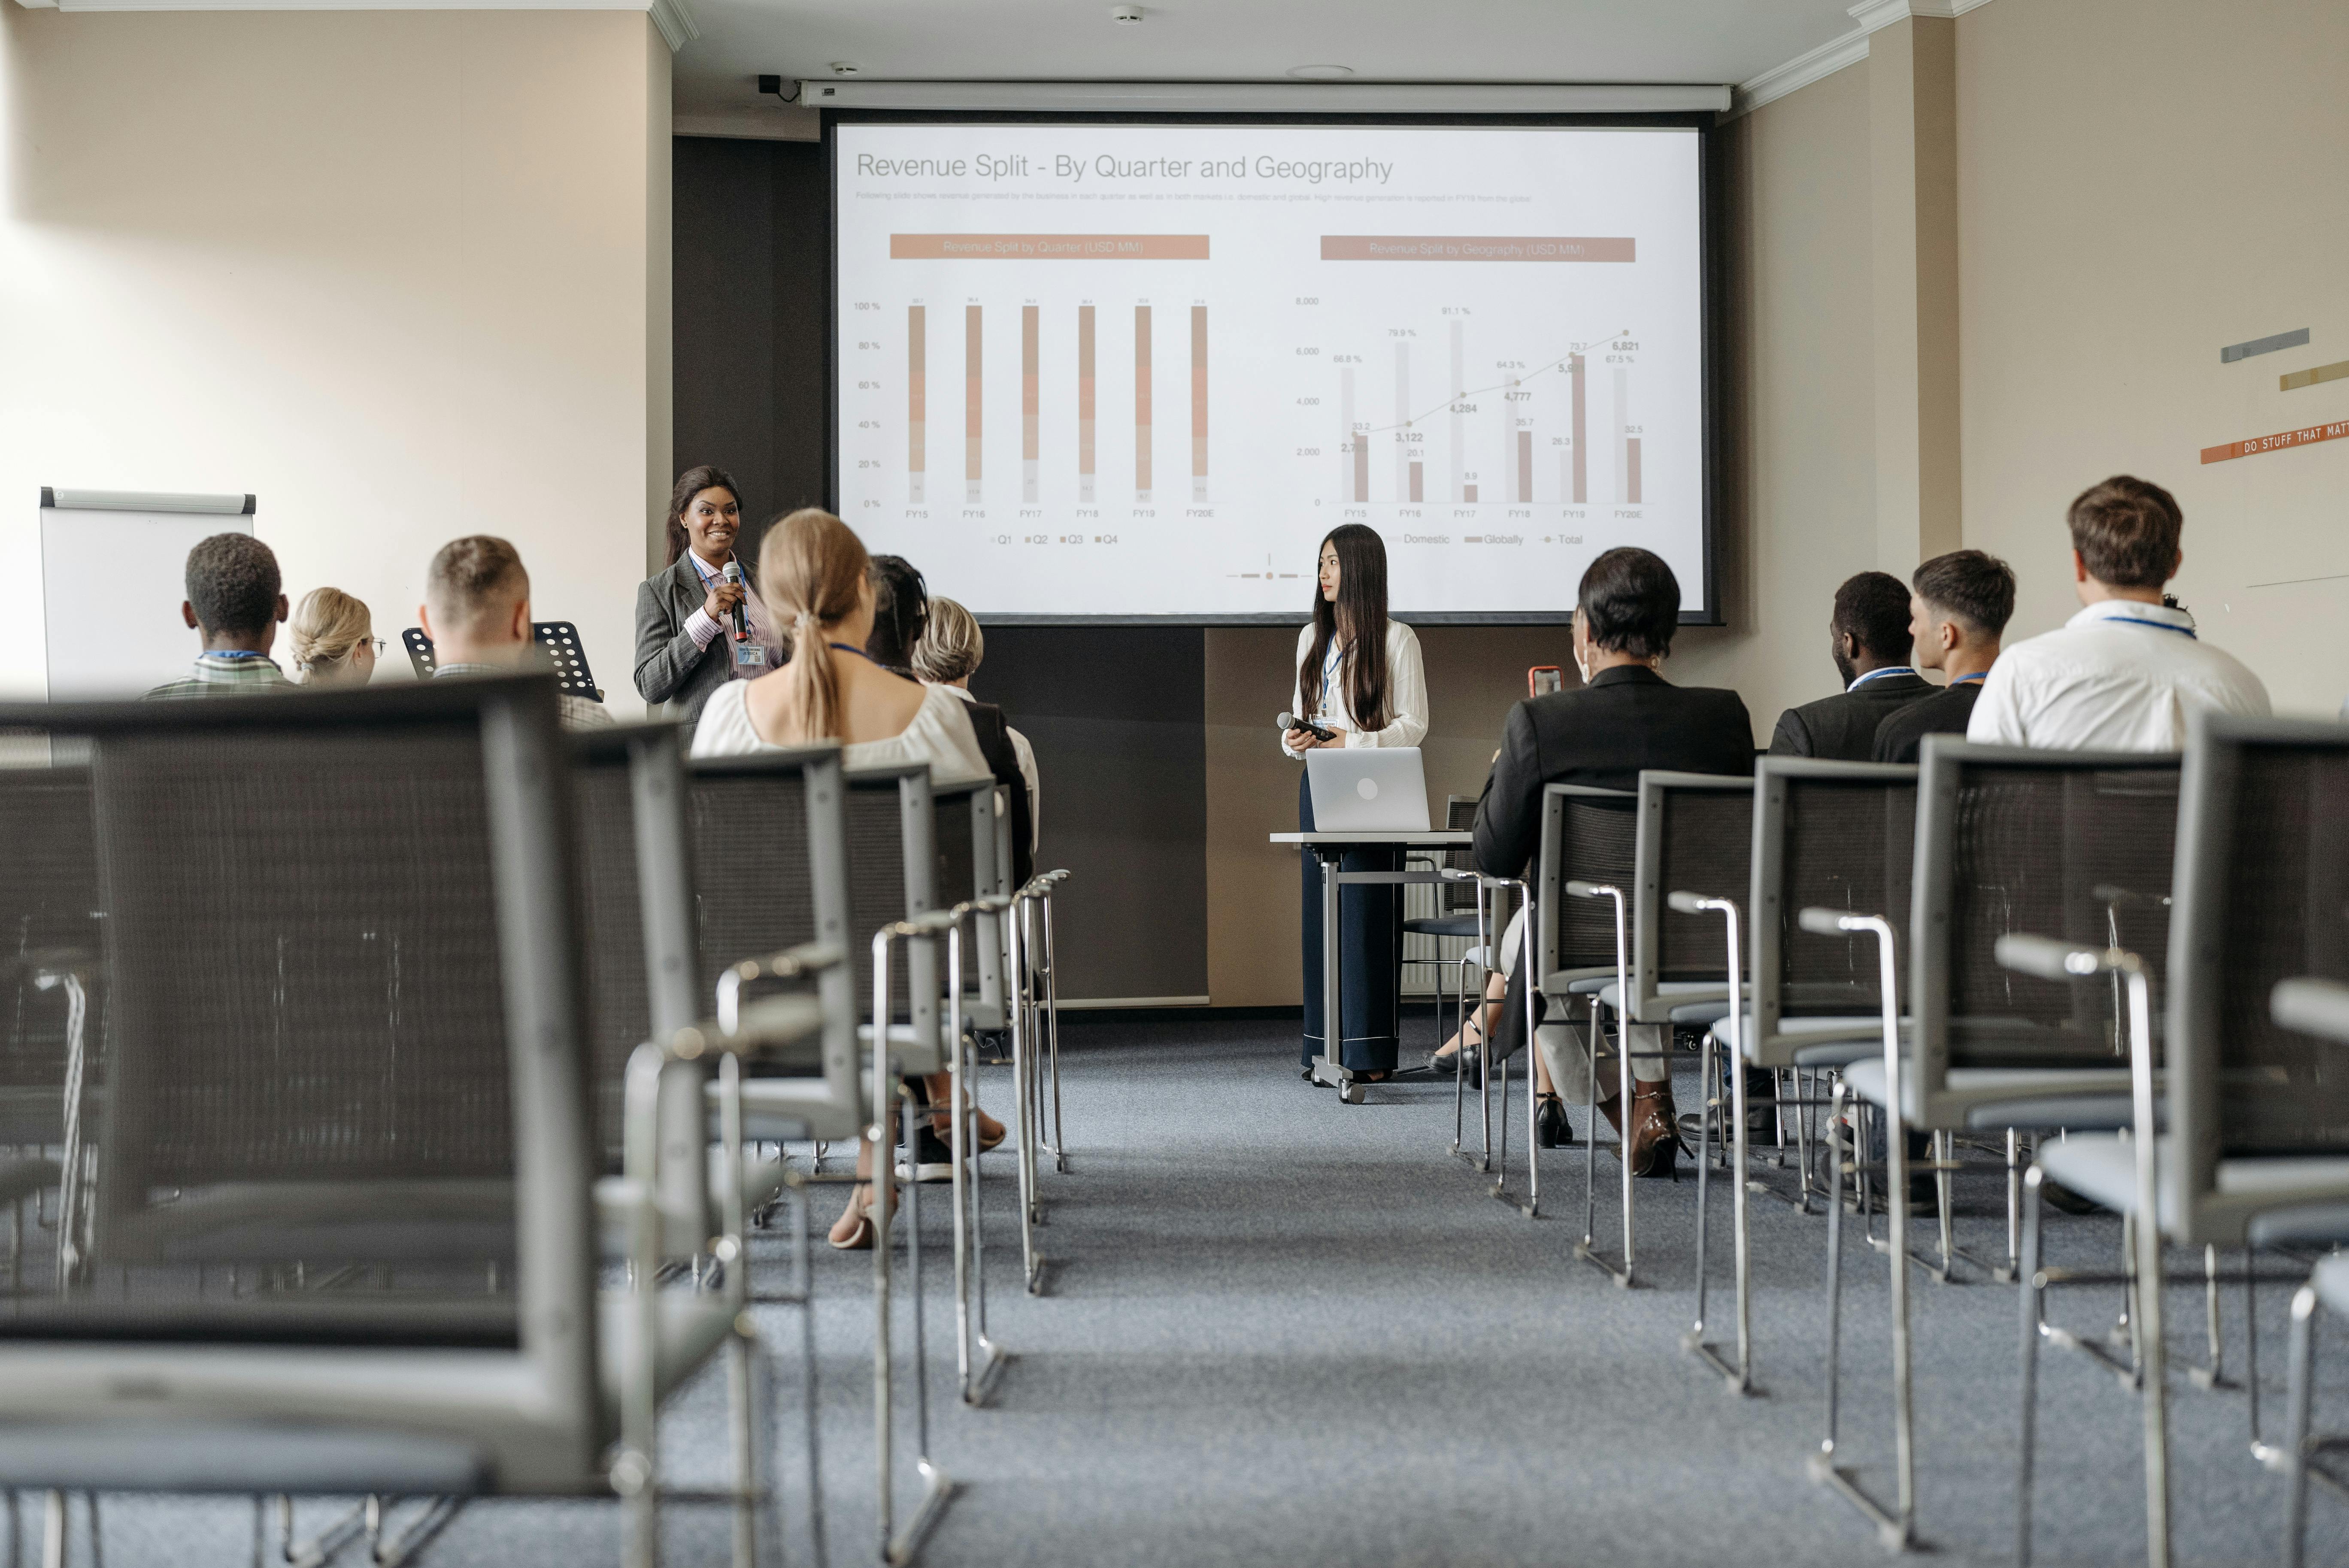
[1305,748,1432,832]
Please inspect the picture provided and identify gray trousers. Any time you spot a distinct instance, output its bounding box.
[1533,1017,1670,1103]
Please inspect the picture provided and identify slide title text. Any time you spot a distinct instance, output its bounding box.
[855,152,1395,186]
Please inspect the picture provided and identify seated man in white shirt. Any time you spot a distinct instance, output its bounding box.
[1967,474,2268,750]
[419,535,613,729]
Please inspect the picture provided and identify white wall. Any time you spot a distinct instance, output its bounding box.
[0,5,672,708]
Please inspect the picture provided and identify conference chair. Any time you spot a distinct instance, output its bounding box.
[0,761,99,1292]
[2012,715,2349,1568]
[2272,978,2349,1568]
[1811,741,2180,1552]
[927,775,1014,1397]
[1403,795,1492,1047]
[0,677,800,1568]
[1528,784,1637,1265]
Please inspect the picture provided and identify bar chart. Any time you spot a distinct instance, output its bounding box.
[896,297,1212,510]
[1331,322,1644,510]
[833,120,1707,618]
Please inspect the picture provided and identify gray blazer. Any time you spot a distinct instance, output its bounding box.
[633,556,734,724]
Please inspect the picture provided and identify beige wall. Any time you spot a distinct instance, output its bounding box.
[1673,59,1880,730]
[1955,0,2349,717]
[0,6,672,711]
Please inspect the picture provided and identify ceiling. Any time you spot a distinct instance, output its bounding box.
[672,0,1863,120]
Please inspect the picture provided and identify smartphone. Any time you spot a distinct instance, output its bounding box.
[1528,666,1563,697]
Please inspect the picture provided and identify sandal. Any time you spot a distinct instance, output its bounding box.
[828,1183,880,1251]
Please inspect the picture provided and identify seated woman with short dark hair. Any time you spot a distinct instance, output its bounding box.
[1461,546,1753,1177]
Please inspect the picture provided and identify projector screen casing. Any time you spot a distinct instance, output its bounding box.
[824,109,1721,627]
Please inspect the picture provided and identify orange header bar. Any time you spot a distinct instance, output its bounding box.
[890,234,1209,260]
[1319,235,1635,263]
[2201,418,2349,464]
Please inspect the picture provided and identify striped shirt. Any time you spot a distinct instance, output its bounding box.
[142,651,295,701]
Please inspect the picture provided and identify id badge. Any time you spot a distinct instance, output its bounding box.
[733,641,768,672]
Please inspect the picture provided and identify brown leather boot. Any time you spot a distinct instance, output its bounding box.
[1626,1078,1685,1178]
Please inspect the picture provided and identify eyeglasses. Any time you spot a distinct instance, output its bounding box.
[364,638,387,656]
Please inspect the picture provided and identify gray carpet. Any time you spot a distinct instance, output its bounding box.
[54,1015,2349,1565]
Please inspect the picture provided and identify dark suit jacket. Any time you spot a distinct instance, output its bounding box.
[1472,666,1756,881]
[1767,672,1936,762]
[633,556,735,724]
[959,698,1035,887]
[1871,681,1982,765]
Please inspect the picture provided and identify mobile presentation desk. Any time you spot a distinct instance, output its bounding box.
[1269,830,1473,1104]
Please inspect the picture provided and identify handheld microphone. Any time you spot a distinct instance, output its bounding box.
[1277,710,1336,743]
[722,560,749,642]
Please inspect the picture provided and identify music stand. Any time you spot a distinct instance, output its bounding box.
[401,622,604,702]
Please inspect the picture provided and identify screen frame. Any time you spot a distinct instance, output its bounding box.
[823,107,1722,628]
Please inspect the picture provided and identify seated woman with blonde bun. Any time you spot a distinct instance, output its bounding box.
[288,587,380,689]
[691,508,1000,1249]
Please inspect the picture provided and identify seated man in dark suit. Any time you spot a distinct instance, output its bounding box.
[1873,549,2014,765]
[1469,547,1754,1177]
[1768,570,1935,759]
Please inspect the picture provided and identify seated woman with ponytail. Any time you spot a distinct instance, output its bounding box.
[691,509,998,1249]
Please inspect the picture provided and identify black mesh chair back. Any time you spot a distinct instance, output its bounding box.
[686,744,851,1037]
[846,766,939,1049]
[931,778,1003,1008]
[1753,759,1919,1029]
[1636,772,1755,1002]
[1912,739,2180,1095]
[0,764,100,1146]
[570,725,700,1173]
[0,679,595,1403]
[2171,717,2349,1192]
[1535,785,1638,986]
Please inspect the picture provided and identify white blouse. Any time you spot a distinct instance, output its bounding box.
[691,678,995,785]
[1281,620,1429,758]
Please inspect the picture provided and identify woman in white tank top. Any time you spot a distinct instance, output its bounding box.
[691,508,993,1248]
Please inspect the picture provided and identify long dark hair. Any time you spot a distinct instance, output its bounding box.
[662,464,742,566]
[1300,524,1391,733]
[865,554,930,676]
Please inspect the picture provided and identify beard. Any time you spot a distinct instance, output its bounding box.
[1831,646,1858,687]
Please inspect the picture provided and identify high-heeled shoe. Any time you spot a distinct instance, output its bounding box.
[1536,1092,1573,1148]
[828,1183,884,1251]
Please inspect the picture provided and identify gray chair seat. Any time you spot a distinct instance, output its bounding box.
[125,1182,516,1266]
[0,1156,59,1209]
[2249,1204,2349,1249]
[0,1420,493,1495]
[2041,1135,2349,1244]
[958,997,1008,1032]
[1595,980,1746,1020]
[1843,1060,2133,1131]
[857,1022,943,1075]
[1706,1012,1909,1068]
[595,1146,794,1255]
[708,1076,867,1145]
[594,1289,739,1427]
[1403,913,1483,940]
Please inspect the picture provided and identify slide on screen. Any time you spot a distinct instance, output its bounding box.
[833,121,1708,622]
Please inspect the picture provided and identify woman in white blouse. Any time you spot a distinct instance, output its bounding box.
[693,507,998,1250]
[1282,524,1428,1084]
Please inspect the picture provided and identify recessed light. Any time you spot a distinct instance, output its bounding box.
[828,61,860,76]
[1287,64,1355,80]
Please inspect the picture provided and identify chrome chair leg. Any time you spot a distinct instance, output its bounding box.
[2018,1163,2046,1567]
[2283,1281,2319,1568]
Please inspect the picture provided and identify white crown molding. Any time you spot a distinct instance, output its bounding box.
[799,79,1732,114]
[1726,0,1993,119]
[12,0,703,51]
[673,107,820,142]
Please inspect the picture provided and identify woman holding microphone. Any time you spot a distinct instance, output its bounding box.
[1284,524,1428,1084]
[634,465,771,724]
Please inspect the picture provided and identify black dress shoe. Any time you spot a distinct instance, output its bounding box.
[1536,1093,1574,1148]
[1428,1046,1484,1088]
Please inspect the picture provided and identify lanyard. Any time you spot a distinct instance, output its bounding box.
[1949,671,1988,686]
[1319,639,1346,719]
[2102,614,2197,640]
[828,642,876,663]
[206,650,267,661]
[1849,665,1917,690]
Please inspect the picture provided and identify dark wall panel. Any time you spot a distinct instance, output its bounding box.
[974,627,1208,1002]
[673,138,1211,1005]
[671,136,828,563]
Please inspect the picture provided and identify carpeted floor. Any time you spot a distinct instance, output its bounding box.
[63,1014,2349,1565]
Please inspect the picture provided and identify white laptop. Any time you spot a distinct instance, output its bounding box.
[1305,747,1432,832]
